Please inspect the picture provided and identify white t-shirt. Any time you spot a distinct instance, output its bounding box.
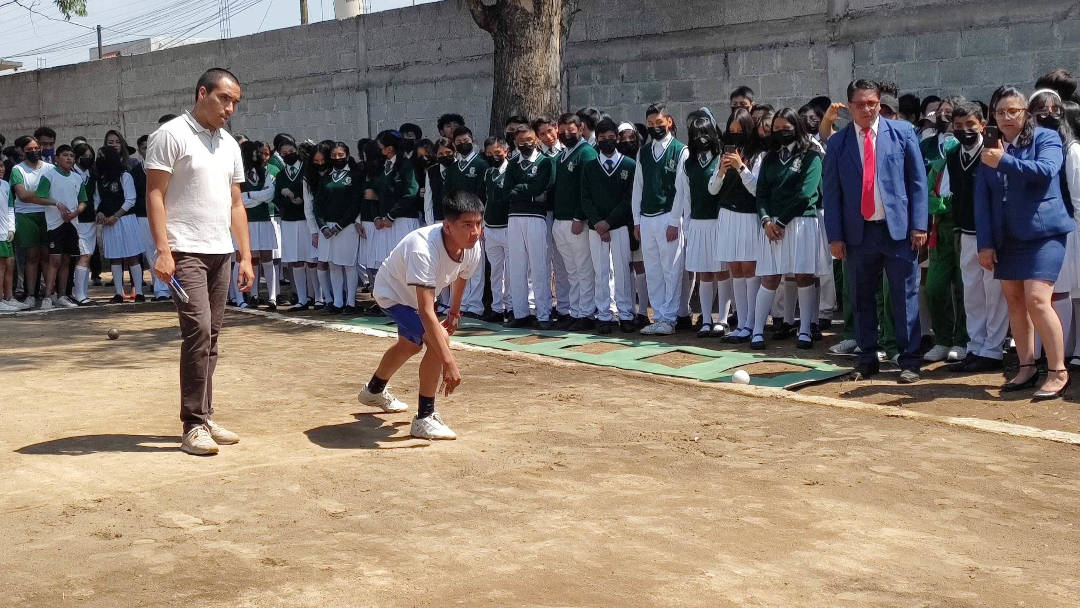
[36,167,86,230]
[0,179,13,238]
[143,111,245,254]
[9,160,54,215]
[373,223,482,310]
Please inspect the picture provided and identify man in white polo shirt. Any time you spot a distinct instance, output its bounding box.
[144,67,255,456]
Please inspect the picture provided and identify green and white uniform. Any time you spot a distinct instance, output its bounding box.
[0,178,14,258]
[921,134,967,349]
[581,151,636,322]
[9,160,53,248]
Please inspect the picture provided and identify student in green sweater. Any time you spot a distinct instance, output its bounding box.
[481,136,513,323]
[446,125,489,317]
[238,140,280,309]
[506,124,557,328]
[750,108,829,350]
[551,112,600,330]
[581,118,636,334]
[313,142,363,314]
[371,130,422,275]
[273,139,317,310]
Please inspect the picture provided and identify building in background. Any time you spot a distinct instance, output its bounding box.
[87,37,212,61]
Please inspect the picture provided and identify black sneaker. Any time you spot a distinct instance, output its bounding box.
[619,320,637,333]
[596,321,613,335]
[505,315,534,328]
[134,294,146,303]
[341,305,357,315]
[110,294,124,303]
[810,322,823,341]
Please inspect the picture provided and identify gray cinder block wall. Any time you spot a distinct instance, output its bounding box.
[0,0,1076,146]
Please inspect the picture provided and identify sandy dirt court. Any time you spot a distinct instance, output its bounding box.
[2,304,1079,607]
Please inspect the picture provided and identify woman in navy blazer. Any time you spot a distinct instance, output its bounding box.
[974,86,1072,399]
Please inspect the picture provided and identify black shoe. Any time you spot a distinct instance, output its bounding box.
[770,321,795,340]
[817,318,833,330]
[481,310,504,323]
[92,278,102,287]
[153,295,171,302]
[810,322,823,341]
[848,364,879,381]
[281,277,292,286]
[797,332,813,350]
[1001,364,1039,392]
[950,355,1003,373]
[568,318,594,331]
[503,311,515,324]
[75,298,95,306]
[134,294,146,303]
[461,311,482,320]
[722,329,751,344]
[290,303,310,312]
[750,333,766,350]
[536,320,555,331]
[506,315,534,328]
[265,300,277,311]
[313,301,325,310]
[620,320,637,333]
[596,321,613,335]
[110,294,124,303]
[341,305,357,315]
[1068,356,1080,371]
[324,304,341,315]
[1033,370,1071,401]
[635,314,651,328]
[675,315,694,330]
[898,368,920,384]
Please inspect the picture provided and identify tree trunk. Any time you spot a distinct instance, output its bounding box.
[466,0,566,136]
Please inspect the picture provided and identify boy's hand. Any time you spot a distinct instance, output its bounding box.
[442,310,461,335]
[441,359,462,396]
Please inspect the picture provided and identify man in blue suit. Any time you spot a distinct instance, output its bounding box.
[823,79,929,383]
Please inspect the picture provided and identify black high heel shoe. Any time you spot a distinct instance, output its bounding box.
[1033,369,1070,401]
[1001,363,1039,392]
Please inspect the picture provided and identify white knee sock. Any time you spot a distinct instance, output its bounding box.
[732,278,748,331]
[716,278,733,328]
[317,268,330,304]
[345,265,359,306]
[634,271,649,316]
[329,264,345,308]
[698,280,716,325]
[130,264,143,295]
[745,277,761,334]
[252,263,261,300]
[111,264,125,297]
[810,282,821,324]
[293,266,308,305]
[261,261,278,302]
[753,286,776,337]
[73,266,89,302]
[798,285,815,337]
[783,279,797,324]
[306,265,318,304]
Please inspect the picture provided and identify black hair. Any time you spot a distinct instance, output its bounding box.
[729,86,755,102]
[557,112,582,128]
[575,107,602,130]
[272,133,295,151]
[136,134,148,146]
[1036,69,1079,104]
[437,113,466,131]
[483,136,508,150]
[417,138,434,156]
[876,81,900,98]
[807,96,831,117]
[360,139,382,178]
[1063,101,1080,144]
[990,86,1034,147]
[14,135,35,150]
[645,103,672,120]
[158,113,178,125]
[399,123,423,139]
[194,67,240,102]
[97,145,126,181]
[687,116,720,156]
[504,115,529,128]
[846,79,881,101]
[511,124,534,141]
[531,116,556,133]
[304,142,332,193]
[376,130,403,156]
[1030,89,1074,147]
[770,107,813,156]
[71,136,87,145]
[239,140,265,183]
[54,144,73,157]
[33,126,56,140]
[451,125,473,141]
[433,137,454,153]
[951,101,985,123]
[726,108,758,152]
[594,117,618,136]
[73,142,95,164]
[104,129,132,163]
[634,123,648,142]
[443,189,485,220]
[920,95,942,116]
[976,100,989,121]
[898,93,921,117]
[751,103,774,115]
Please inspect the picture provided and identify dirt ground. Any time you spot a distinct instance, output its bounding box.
[2,304,1079,607]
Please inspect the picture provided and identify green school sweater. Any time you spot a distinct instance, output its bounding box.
[552,140,599,221]
[444,152,489,197]
[921,135,959,216]
[716,164,757,214]
[755,148,822,226]
[374,157,420,221]
[273,162,306,222]
[483,164,512,228]
[242,170,273,222]
[685,153,723,220]
[76,169,97,222]
[508,153,555,218]
[314,169,362,228]
[639,138,685,216]
[267,154,285,178]
[581,154,635,230]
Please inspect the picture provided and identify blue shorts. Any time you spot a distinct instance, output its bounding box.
[383,304,426,346]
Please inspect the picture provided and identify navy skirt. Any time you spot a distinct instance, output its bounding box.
[995,233,1068,281]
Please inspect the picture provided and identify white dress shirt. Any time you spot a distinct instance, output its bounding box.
[853,117,885,221]
[630,132,690,225]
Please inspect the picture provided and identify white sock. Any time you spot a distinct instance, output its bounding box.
[798,285,815,337]
[732,278,748,331]
[810,281,821,324]
[698,280,715,325]
[293,266,308,305]
[753,286,776,337]
[307,265,318,304]
[73,266,89,302]
[783,279,797,324]
[130,264,143,295]
[329,264,345,308]
[317,268,331,304]
[345,265,359,306]
[252,263,262,301]
[716,278,733,329]
[111,264,125,296]
[634,271,649,316]
[229,262,242,304]
[745,277,761,334]
[261,261,278,302]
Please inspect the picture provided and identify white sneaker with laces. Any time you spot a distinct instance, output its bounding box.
[652,321,674,335]
[204,419,239,445]
[181,426,219,455]
[56,296,78,309]
[22,296,35,309]
[828,339,858,355]
[923,344,951,362]
[0,300,14,312]
[410,412,457,440]
[357,385,409,413]
[9,298,31,310]
[947,346,966,362]
[39,297,54,310]
[639,322,661,335]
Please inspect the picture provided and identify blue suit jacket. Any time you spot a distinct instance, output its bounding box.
[823,118,928,246]
[974,127,1072,251]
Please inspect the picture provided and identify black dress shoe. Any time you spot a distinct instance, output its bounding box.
[110,294,124,303]
[1001,364,1039,392]
[461,311,482,320]
[265,300,277,311]
[341,305,357,315]
[810,322,823,341]
[554,316,575,330]
[134,294,146,303]
[536,320,555,330]
[770,321,795,340]
[324,304,341,315]
[569,318,594,331]
[950,355,1003,373]
[898,368,920,384]
[620,320,637,333]
[1033,370,1071,401]
[290,303,310,312]
[313,302,325,310]
[796,332,813,350]
[596,321,613,335]
[750,333,766,350]
[675,315,694,330]
[848,364,879,381]
[817,318,833,330]
[481,311,504,323]
[506,315,534,328]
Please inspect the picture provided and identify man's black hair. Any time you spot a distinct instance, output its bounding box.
[399,123,423,138]
[504,115,529,128]
[136,134,148,146]
[899,93,921,117]
[594,117,618,136]
[951,101,985,123]
[55,144,73,156]
[443,189,485,220]
[645,103,672,119]
[576,107,602,130]
[557,112,582,127]
[729,86,755,102]
[194,67,240,102]
[920,95,942,116]
[33,126,56,140]
[847,79,882,101]
[483,136,508,150]
[158,113,178,124]
[437,113,466,131]
[451,125,473,140]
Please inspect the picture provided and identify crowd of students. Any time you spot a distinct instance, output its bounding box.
[3,68,1080,374]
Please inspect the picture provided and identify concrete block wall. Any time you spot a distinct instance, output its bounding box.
[0,0,1075,148]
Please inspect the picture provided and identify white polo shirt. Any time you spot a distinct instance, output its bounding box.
[374,223,482,310]
[144,111,245,254]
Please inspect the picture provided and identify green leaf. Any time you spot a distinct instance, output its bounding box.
[54,0,87,19]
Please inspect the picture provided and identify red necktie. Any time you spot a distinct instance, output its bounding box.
[861,127,876,220]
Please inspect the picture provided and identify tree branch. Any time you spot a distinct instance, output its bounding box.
[464,0,500,34]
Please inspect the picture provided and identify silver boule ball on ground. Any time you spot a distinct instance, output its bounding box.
[107,328,120,340]
[731,369,750,385]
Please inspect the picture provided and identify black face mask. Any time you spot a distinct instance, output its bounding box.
[24,150,41,163]
[78,157,94,170]
[597,139,617,155]
[313,163,327,173]
[648,126,668,141]
[725,132,746,148]
[690,136,714,153]
[455,142,473,156]
[437,155,455,167]
[772,131,797,147]
[517,144,536,158]
[402,139,417,153]
[332,158,348,170]
[559,133,580,148]
[616,141,639,158]
[1036,114,1062,130]
[283,153,299,165]
[490,155,506,166]
[954,129,980,147]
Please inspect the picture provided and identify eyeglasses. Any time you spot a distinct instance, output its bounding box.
[994,108,1027,120]
[851,102,879,111]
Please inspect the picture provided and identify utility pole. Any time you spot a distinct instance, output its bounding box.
[300,0,308,24]
[96,25,103,59]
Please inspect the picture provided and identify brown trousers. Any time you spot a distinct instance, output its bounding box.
[173,252,232,432]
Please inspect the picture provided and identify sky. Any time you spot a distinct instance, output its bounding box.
[0,0,437,71]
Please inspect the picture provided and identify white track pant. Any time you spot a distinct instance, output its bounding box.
[590,226,634,322]
[485,226,511,313]
[509,216,552,322]
[552,219,594,319]
[547,212,570,316]
[959,234,1009,359]
[462,239,485,315]
[640,212,684,325]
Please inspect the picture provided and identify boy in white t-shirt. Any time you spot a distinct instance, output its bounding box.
[358,190,485,440]
[30,145,88,309]
[0,162,25,311]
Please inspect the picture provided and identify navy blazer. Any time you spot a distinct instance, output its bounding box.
[974,127,1072,251]
[823,118,928,246]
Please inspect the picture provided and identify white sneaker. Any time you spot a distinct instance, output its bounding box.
[652,321,674,335]
[205,419,239,445]
[9,298,31,311]
[639,322,660,335]
[947,346,966,362]
[0,300,15,312]
[39,297,54,310]
[828,339,858,355]
[22,296,35,309]
[56,296,78,308]
[410,412,457,440]
[923,344,951,362]
[358,385,409,413]
[180,426,219,455]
